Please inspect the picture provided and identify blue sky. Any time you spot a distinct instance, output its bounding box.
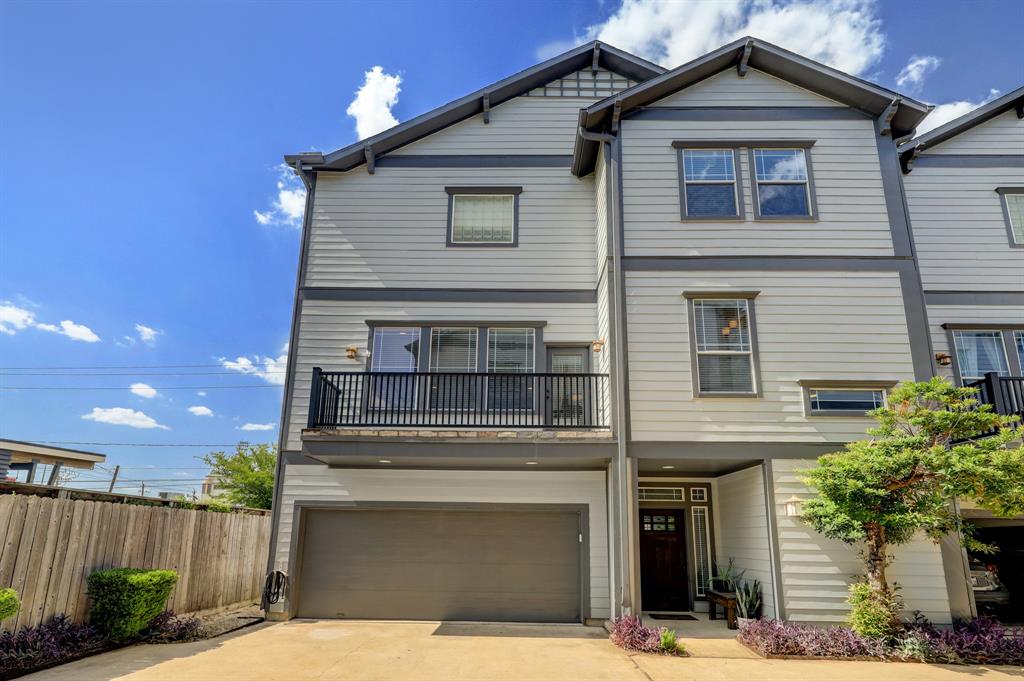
[1,0,1022,496]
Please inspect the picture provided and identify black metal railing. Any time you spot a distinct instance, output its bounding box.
[307,368,610,429]
[964,372,1024,438]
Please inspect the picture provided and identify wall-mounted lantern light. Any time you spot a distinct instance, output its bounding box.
[935,352,953,367]
[591,338,606,353]
[784,495,803,517]
[345,345,359,360]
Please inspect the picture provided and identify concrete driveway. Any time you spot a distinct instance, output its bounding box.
[25,620,1024,681]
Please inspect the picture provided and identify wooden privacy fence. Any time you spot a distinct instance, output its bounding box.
[0,494,271,632]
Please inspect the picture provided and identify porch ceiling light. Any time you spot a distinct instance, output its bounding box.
[784,495,803,517]
[378,459,392,464]
[525,460,539,465]
[661,465,675,470]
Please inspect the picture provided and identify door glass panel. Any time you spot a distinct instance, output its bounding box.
[692,507,711,597]
[550,348,587,425]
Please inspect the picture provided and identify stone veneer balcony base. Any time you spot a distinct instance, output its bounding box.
[302,427,614,443]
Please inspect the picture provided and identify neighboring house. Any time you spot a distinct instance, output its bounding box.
[898,88,1024,619]
[201,474,224,500]
[265,36,1020,626]
[0,439,106,485]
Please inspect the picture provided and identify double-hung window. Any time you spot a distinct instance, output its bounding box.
[446,187,521,246]
[952,330,1010,381]
[996,188,1024,246]
[679,148,741,219]
[686,295,759,395]
[752,147,815,218]
[487,328,535,409]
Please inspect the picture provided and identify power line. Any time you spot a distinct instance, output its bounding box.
[0,363,236,370]
[19,440,269,447]
[0,371,285,376]
[1,385,281,391]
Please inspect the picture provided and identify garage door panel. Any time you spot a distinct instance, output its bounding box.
[297,508,582,622]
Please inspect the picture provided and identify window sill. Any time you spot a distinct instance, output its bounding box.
[752,215,819,222]
[694,392,761,398]
[446,242,519,248]
[679,217,745,223]
[805,411,874,418]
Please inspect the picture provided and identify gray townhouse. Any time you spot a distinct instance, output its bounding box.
[264,37,1023,626]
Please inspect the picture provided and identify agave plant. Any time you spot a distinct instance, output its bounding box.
[735,578,762,620]
[708,557,745,592]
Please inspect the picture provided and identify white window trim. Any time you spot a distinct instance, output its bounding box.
[445,187,521,247]
[484,327,536,412]
[685,294,761,397]
[691,506,712,598]
[750,146,817,220]
[951,329,1012,383]
[428,327,479,373]
[996,188,1024,248]
[799,382,893,417]
[678,148,742,221]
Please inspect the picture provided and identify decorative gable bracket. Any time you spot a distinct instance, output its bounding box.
[737,39,754,78]
[482,92,491,124]
[1016,102,1024,119]
[899,145,920,174]
[592,43,601,75]
[364,144,375,175]
[610,100,622,134]
[878,97,901,136]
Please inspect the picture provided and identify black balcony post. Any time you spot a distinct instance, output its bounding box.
[308,367,323,428]
[983,372,1009,416]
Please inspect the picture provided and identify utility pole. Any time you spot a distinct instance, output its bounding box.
[107,465,120,493]
[139,481,146,497]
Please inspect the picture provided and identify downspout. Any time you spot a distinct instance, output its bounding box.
[580,125,633,614]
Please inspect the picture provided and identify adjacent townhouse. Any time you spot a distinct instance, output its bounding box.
[264,37,1022,626]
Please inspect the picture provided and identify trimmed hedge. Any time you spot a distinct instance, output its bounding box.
[86,568,178,641]
[0,588,19,621]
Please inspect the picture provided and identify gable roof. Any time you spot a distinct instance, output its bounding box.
[572,36,932,176]
[897,85,1024,159]
[285,42,665,174]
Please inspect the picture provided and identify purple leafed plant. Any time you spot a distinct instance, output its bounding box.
[737,618,886,658]
[609,615,671,654]
[908,617,1024,666]
[144,611,204,643]
[0,615,106,678]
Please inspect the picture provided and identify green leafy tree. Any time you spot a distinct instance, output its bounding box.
[201,443,276,510]
[801,378,1024,607]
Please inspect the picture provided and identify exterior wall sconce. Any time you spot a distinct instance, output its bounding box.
[345,345,360,360]
[784,496,803,517]
[935,352,953,367]
[591,338,606,353]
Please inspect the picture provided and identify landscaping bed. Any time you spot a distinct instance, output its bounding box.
[608,615,688,656]
[737,617,1024,666]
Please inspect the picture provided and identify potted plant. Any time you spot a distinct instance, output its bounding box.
[735,578,761,629]
[708,557,745,593]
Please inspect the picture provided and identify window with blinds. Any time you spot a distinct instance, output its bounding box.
[487,328,535,409]
[1000,190,1024,245]
[429,328,478,410]
[680,149,740,218]
[952,330,1009,381]
[753,148,812,217]
[450,194,516,244]
[691,298,757,394]
[369,327,420,411]
[691,507,712,598]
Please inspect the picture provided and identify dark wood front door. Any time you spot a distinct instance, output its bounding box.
[639,509,689,611]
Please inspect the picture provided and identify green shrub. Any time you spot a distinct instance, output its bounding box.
[0,589,19,621]
[659,627,684,654]
[847,582,902,640]
[87,568,178,641]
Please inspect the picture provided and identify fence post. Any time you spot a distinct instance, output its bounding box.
[308,367,323,428]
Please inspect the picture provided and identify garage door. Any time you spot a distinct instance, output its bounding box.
[296,507,582,622]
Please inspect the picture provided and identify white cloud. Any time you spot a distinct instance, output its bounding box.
[0,302,36,335]
[917,89,1001,135]
[550,0,885,76]
[197,391,207,397]
[130,383,158,399]
[238,422,275,431]
[895,55,940,92]
[38,319,100,343]
[220,348,287,385]
[135,323,161,345]
[346,66,402,140]
[253,164,307,228]
[82,407,169,430]
[188,405,213,417]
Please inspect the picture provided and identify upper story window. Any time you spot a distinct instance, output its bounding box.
[371,327,420,372]
[685,294,760,396]
[445,187,521,247]
[996,188,1024,247]
[952,330,1010,381]
[429,328,478,372]
[1016,331,1024,369]
[752,148,815,219]
[487,328,535,373]
[679,149,741,219]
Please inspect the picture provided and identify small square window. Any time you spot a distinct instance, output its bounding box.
[689,488,707,502]
[807,388,887,415]
[446,188,521,246]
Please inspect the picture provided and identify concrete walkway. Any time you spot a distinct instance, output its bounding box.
[24,620,1024,681]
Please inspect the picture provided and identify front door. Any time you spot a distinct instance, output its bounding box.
[639,509,689,611]
[546,347,590,427]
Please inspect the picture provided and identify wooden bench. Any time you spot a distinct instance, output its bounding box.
[707,589,738,629]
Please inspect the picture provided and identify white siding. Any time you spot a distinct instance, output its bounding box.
[903,164,1024,290]
[715,465,776,618]
[269,467,611,618]
[772,459,952,624]
[306,168,597,289]
[650,68,844,108]
[926,110,1024,155]
[621,118,895,256]
[928,304,1024,382]
[285,299,598,450]
[395,97,592,155]
[625,270,915,442]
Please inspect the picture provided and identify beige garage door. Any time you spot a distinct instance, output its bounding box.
[296,507,582,622]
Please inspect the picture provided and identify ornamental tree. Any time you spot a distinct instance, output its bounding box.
[801,377,1024,603]
[201,443,276,509]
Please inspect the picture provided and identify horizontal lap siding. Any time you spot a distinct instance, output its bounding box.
[772,459,952,624]
[926,110,1024,154]
[285,300,598,450]
[306,168,596,289]
[625,271,915,442]
[621,118,894,256]
[270,467,611,619]
[927,304,1024,381]
[395,97,595,155]
[651,68,844,107]
[715,465,776,618]
[904,164,1024,290]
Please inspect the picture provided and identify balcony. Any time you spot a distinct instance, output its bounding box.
[967,372,1024,424]
[306,368,611,430]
